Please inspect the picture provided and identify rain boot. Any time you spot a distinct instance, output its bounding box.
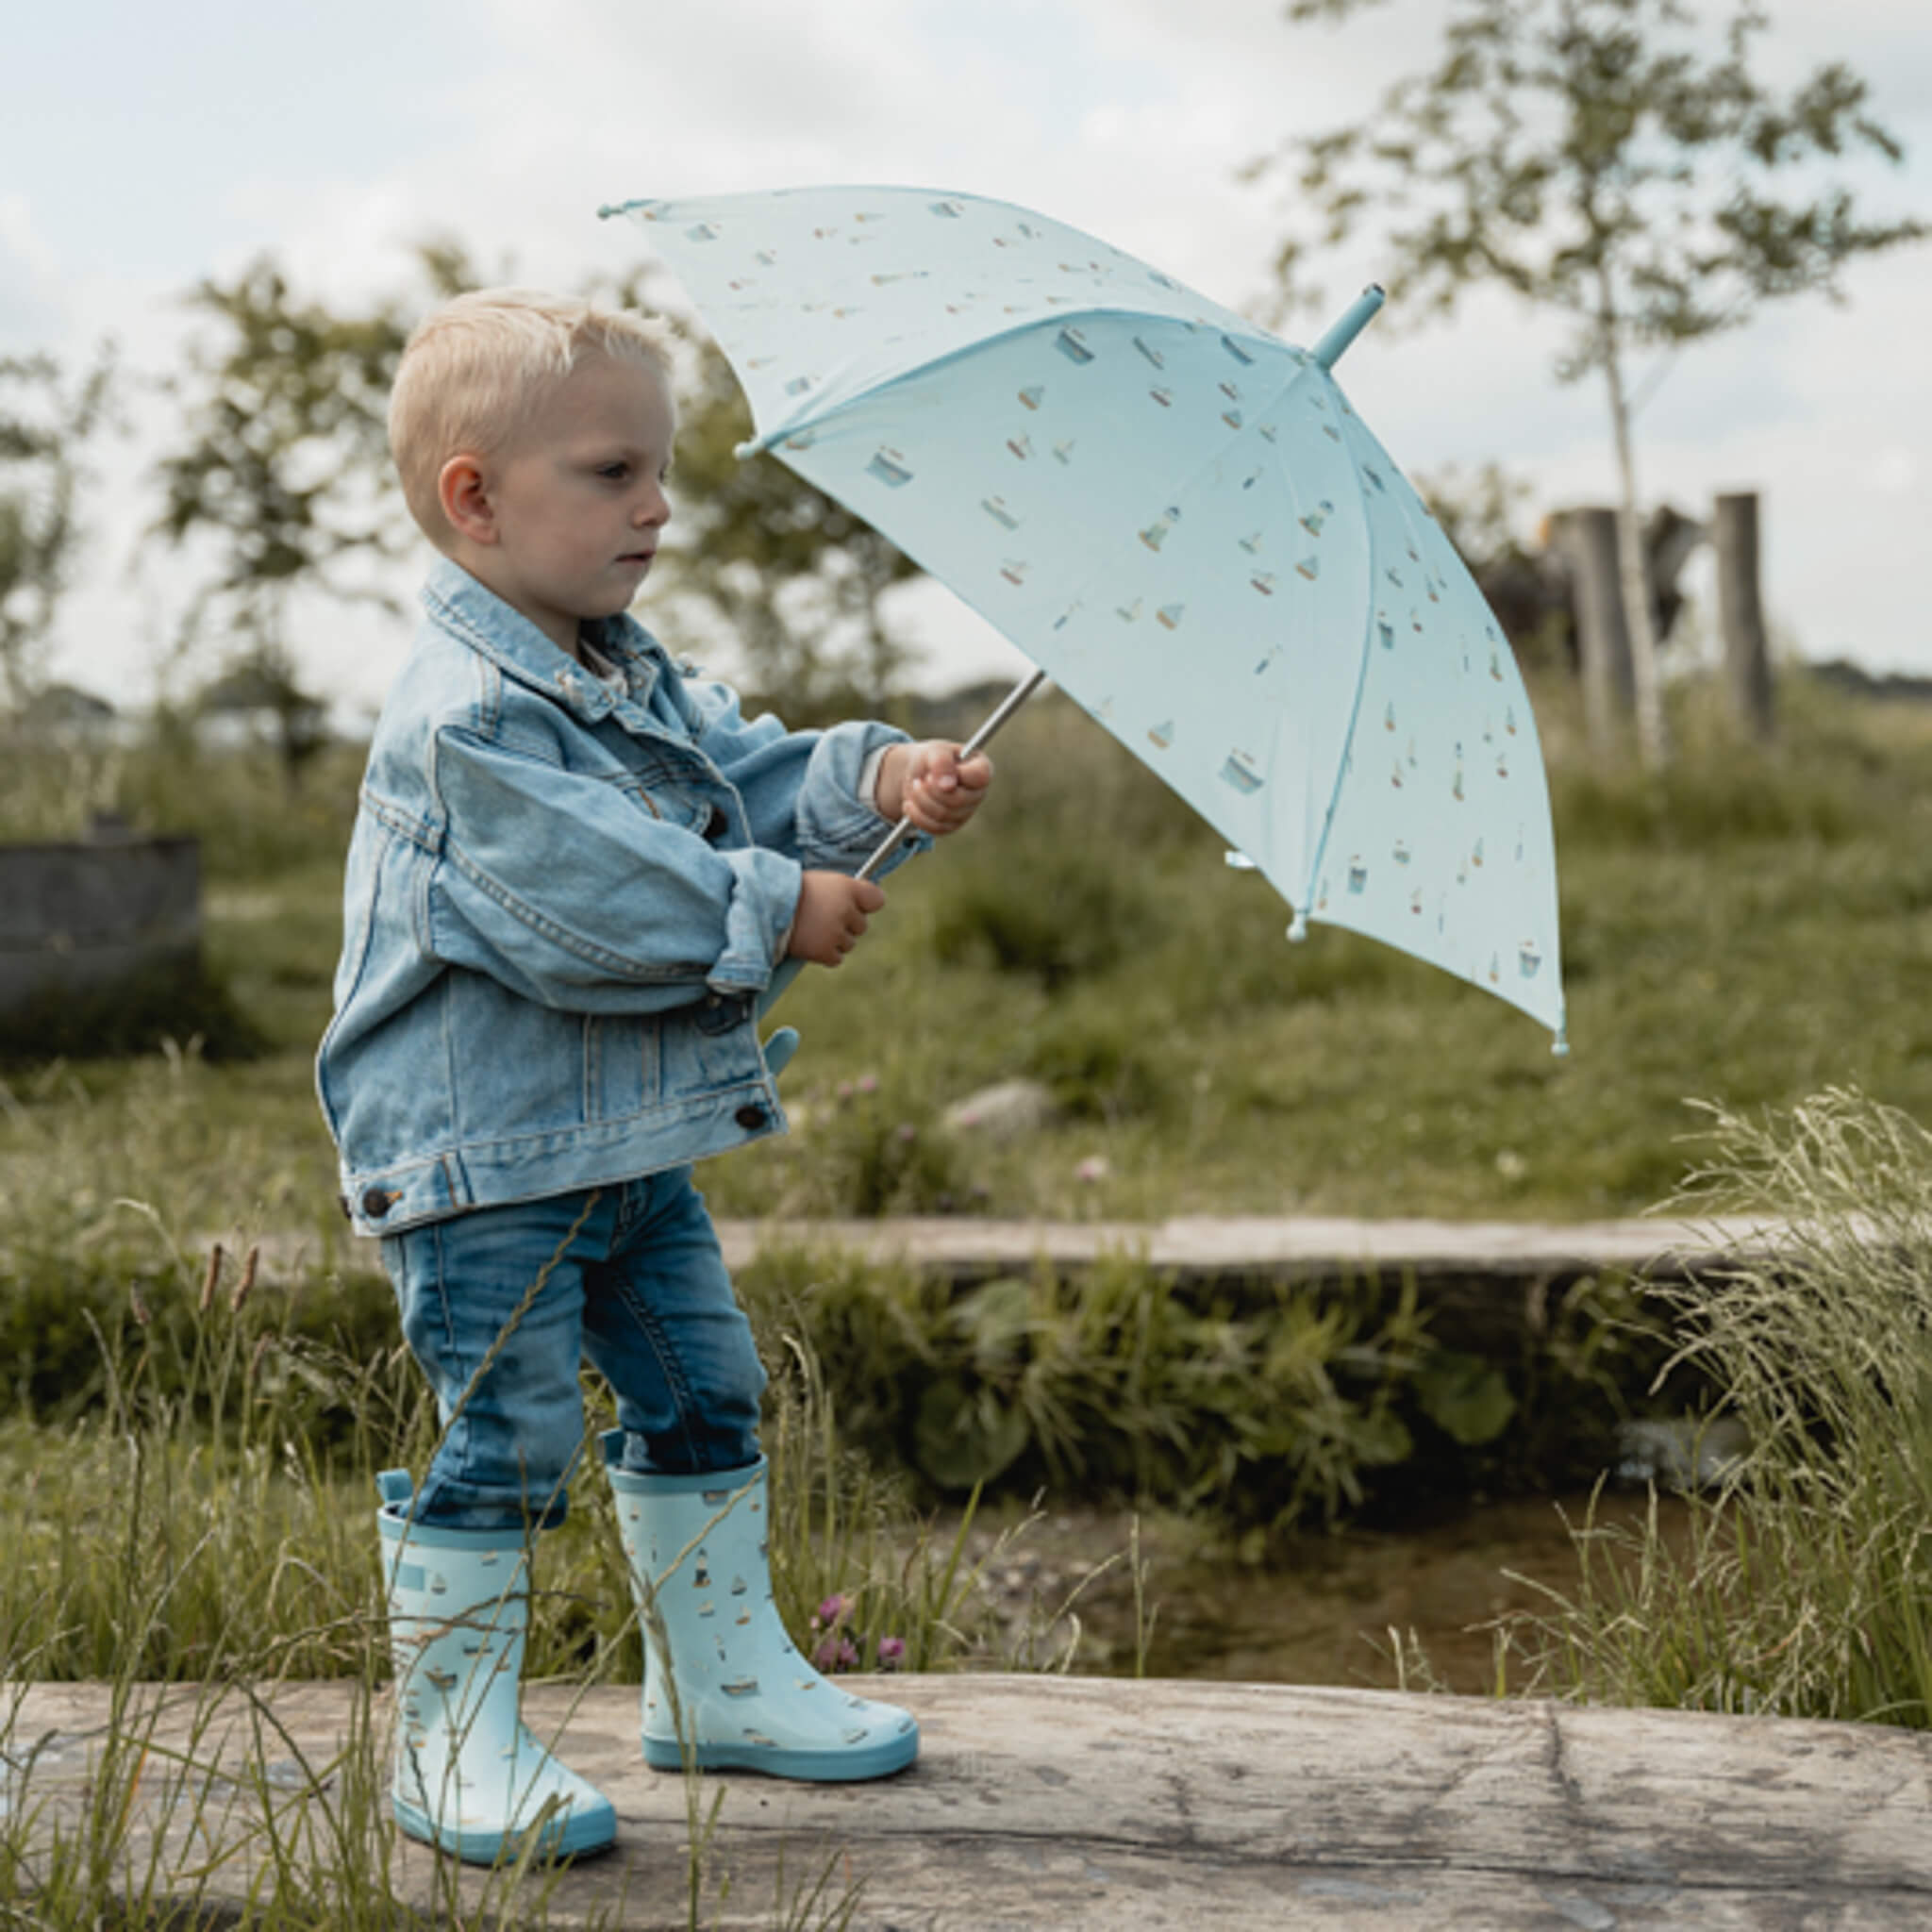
[600,1434,919,1780]
[375,1470,617,1863]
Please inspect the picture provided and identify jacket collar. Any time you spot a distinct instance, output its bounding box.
[421,559,671,726]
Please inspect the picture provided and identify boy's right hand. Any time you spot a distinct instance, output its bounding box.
[787,871,886,968]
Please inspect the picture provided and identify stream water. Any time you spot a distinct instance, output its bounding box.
[957,1486,1692,1694]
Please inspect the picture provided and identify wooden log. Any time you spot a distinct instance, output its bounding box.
[1715,491,1775,742]
[274,1212,1776,1355]
[8,1676,1930,1928]
[313,1214,1767,1291]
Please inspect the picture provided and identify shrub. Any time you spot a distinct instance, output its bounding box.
[928,845,1152,991]
[0,958,266,1065]
[1513,1089,1932,1727]
[1020,1003,1177,1123]
[779,1073,968,1217]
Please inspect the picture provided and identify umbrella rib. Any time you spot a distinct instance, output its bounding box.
[752,316,1365,932]
[1291,389,1384,939]
[734,301,1281,458]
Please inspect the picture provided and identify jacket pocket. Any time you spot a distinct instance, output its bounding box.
[613,772,711,835]
[584,1011,654,1120]
[659,992,758,1099]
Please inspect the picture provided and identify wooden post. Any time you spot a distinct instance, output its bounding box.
[1549,507,1634,754]
[1714,491,1774,742]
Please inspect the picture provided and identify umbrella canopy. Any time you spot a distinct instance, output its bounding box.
[604,187,1566,1049]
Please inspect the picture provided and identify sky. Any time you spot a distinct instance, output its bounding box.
[2,0,1928,725]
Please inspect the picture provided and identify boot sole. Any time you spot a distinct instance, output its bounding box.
[393,1794,617,1864]
[642,1731,919,1781]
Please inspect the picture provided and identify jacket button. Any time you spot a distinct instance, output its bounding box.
[361,1187,395,1219]
[703,806,729,843]
[734,1104,768,1130]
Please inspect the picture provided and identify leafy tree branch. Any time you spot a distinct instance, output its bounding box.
[1254,0,1925,765]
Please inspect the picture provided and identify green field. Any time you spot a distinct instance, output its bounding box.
[5,667,1930,1241]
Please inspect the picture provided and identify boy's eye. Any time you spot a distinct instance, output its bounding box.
[597,463,629,480]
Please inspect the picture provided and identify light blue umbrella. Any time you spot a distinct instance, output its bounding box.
[602,187,1566,1052]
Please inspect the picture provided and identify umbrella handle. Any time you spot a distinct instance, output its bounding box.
[754,667,1050,1037]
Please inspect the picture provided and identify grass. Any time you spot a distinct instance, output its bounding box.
[0,1213,1070,1927]
[1501,1089,1932,1727]
[8,669,1932,1225]
[7,668,1932,1916]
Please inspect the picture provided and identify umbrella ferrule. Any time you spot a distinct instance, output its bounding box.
[1311,286,1387,371]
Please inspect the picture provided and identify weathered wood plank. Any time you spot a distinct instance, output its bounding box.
[716,1212,1774,1282]
[305,1213,1767,1290]
[8,1675,1928,1929]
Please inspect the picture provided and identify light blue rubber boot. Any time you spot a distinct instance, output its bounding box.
[375,1471,616,1863]
[601,1436,918,1781]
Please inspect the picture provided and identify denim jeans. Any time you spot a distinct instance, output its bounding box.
[379,1169,766,1530]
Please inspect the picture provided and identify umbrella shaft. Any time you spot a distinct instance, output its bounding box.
[856,666,1049,881]
[755,666,1049,1026]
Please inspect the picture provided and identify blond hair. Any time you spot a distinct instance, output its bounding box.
[389,288,676,542]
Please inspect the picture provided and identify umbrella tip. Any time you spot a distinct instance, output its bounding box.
[1287,912,1310,943]
[1311,286,1388,370]
[1551,1026,1571,1058]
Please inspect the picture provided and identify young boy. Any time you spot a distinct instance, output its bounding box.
[316,289,991,1865]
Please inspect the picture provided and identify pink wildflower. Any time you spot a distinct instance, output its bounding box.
[877,1636,906,1670]
[813,1635,861,1674]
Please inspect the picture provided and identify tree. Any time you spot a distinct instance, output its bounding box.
[0,350,113,708]
[1253,0,1926,767]
[657,341,923,722]
[152,248,481,779]
[156,252,923,729]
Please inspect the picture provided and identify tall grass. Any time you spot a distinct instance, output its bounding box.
[0,1195,1070,1925]
[1510,1089,1932,1726]
[0,721,363,876]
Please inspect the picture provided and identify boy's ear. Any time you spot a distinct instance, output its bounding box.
[438,454,498,546]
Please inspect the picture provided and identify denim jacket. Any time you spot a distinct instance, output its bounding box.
[317,560,917,1237]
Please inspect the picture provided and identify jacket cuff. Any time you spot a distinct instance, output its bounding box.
[709,845,805,994]
[797,721,933,874]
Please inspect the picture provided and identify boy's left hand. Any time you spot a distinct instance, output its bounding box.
[879,741,993,837]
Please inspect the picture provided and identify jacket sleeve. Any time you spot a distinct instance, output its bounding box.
[680,678,932,874]
[425,724,804,1012]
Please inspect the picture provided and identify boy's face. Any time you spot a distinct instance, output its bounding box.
[456,352,675,656]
